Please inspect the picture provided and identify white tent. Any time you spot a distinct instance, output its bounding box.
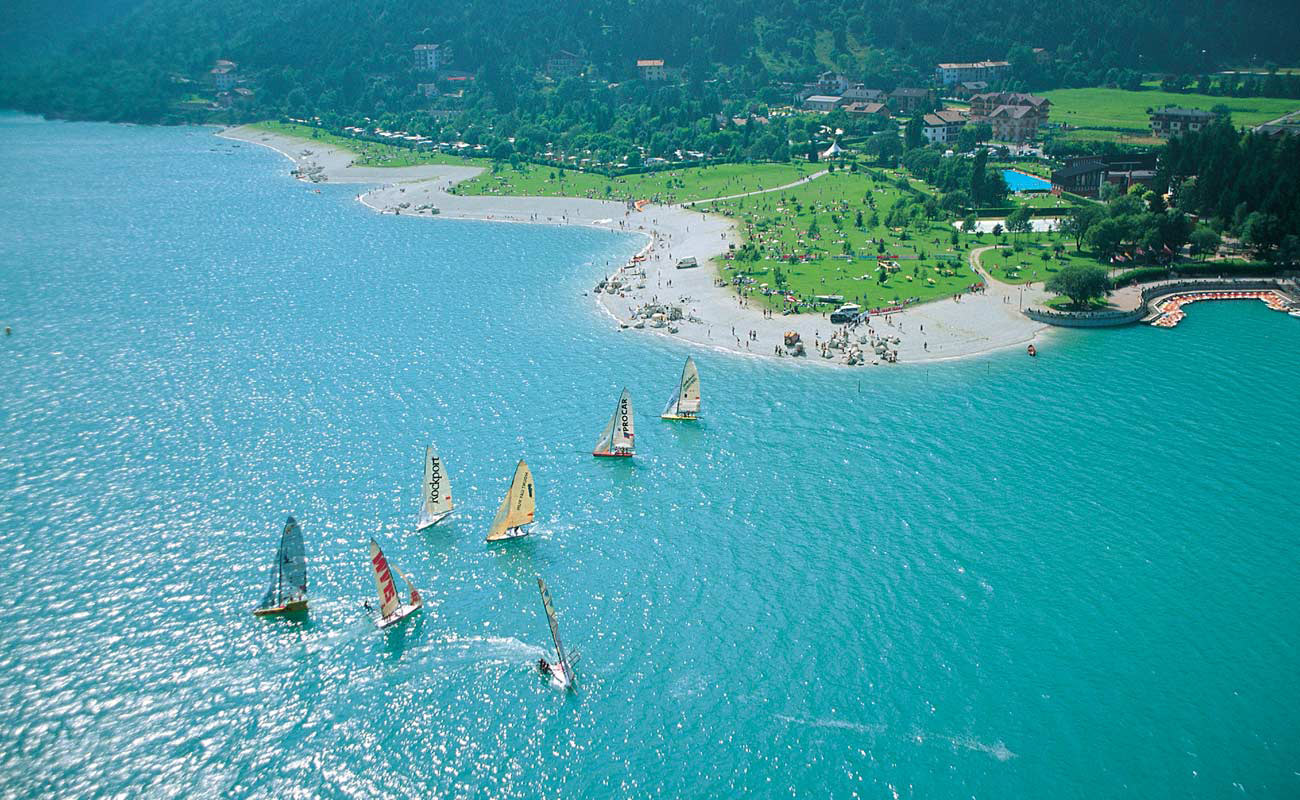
[820,140,844,159]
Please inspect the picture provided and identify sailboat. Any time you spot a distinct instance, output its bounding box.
[416,444,454,529]
[592,388,635,457]
[486,460,535,542]
[661,356,701,420]
[253,517,308,616]
[369,539,423,629]
[537,578,578,690]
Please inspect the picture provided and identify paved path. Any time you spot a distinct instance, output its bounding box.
[682,169,830,206]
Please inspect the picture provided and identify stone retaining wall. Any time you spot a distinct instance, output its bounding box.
[1024,277,1296,328]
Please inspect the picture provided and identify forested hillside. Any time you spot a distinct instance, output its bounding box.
[2,0,1299,123]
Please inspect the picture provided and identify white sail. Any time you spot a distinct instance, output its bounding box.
[663,357,700,417]
[595,389,634,454]
[417,444,453,529]
[486,460,536,541]
[677,358,701,414]
[369,539,400,618]
[593,413,615,455]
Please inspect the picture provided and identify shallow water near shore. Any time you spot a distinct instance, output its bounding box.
[2,114,1298,798]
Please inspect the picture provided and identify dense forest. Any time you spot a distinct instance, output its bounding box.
[3,0,1300,126]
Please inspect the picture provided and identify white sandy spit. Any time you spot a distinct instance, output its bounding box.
[220,125,1050,367]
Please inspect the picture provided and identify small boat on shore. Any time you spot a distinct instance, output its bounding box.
[486,460,536,542]
[537,578,578,690]
[368,539,422,629]
[253,517,308,616]
[416,444,454,530]
[661,357,701,420]
[593,389,635,457]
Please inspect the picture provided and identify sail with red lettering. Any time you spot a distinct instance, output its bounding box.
[370,539,400,619]
[369,539,423,629]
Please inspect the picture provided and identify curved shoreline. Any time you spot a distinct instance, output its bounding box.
[219,125,1050,367]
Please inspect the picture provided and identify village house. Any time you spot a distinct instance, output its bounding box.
[934,60,1010,86]
[802,95,844,112]
[208,60,237,92]
[970,92,1051,142]
[815,71,850,95]
[412,44,440,72]
[1051,153,1158,197]
[1050,159,1106,197]
[842,84,885,102]
[921,109,969,145]
[844,101,890,118]
[951,81,989,99]
[546,50,583,79]
[637,59,668,81]
[1149,107,1216,138]
[888,87,931,114]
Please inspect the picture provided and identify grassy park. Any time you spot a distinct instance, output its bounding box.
[1043,87,1299,143]
[696,169,988,310]
[454,161,813,204]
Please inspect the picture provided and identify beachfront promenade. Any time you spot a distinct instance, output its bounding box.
[1023,277,1299,327]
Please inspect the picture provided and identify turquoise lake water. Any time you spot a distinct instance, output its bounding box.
[2,113,1298,797]
[1001,169,1052,192]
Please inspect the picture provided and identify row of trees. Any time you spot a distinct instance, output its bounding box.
[1161,119,1300,261]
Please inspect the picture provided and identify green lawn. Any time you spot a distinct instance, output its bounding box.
[249,121,477,167]
[453,161,814,204]
[700,169,983,311]
[973,238,1100,285]
[1043,88,1300,136]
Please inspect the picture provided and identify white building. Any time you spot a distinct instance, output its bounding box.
[934,60,1010,86]
[921,110,969,144]
[413,44,441,72]
[802,95,844,112]
[842,83,885,102]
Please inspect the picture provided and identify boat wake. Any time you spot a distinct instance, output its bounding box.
[775,714,1016,761]
[439,634,548,666]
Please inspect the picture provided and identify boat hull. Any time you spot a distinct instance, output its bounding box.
[416,511,452,531]
[253,599,308,616]
[660,412,697,421]
[592,450,634,458]
[486,526,532,543]
[375,600,422,629]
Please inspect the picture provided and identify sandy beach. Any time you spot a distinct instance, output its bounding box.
[221,125,1049,366]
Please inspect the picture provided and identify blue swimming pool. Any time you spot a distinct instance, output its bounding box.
[1001,169,1051,192]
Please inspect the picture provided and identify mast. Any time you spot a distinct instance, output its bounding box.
[538,578,571,680]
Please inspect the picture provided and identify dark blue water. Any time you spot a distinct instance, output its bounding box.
[2,114,1298,798]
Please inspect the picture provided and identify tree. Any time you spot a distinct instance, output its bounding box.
[1086,217,1127,260]
[1062,204,1103,251]
[904,114,924,150]
[1046,264,1111,308]
[1188,225,1220,260]
[1006,205,1033,238]
[1242,211,1283,259]
[970,148,987,206]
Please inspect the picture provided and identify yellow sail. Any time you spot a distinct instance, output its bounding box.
[486,460,536,541]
